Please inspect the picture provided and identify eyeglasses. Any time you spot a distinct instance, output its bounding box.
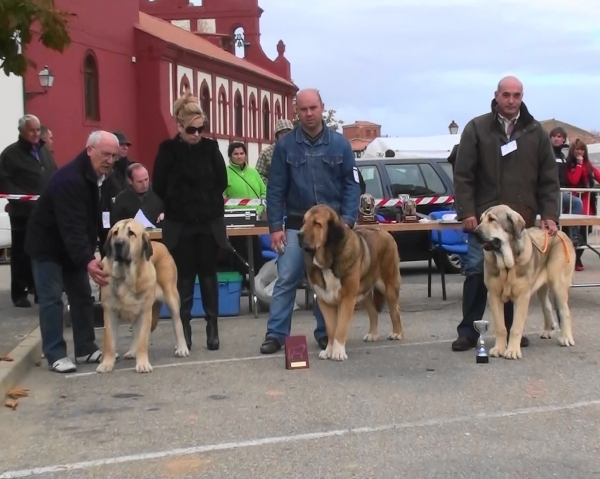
[185,126,204,135]
[92,147,119,161]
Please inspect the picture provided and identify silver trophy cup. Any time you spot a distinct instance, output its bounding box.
[473,320,489,364]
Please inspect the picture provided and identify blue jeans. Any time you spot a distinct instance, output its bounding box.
[265,229,327,343]
[32,259,99,366]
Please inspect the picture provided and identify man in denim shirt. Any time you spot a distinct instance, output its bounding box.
[260,89,361,354]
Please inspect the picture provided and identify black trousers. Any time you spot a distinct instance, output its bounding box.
[9,215,35,303]
[170,232,220,318]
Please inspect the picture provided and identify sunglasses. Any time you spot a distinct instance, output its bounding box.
[185,126,204,135]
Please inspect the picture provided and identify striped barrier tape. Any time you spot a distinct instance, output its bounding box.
[0,194,455,206]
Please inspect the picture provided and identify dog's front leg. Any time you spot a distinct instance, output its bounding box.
[505,294,530,360]
[488,293,507,358]
[317,300,338,360]
[134,303,154,373]
[331,295,357,361]
[97,308,119,373]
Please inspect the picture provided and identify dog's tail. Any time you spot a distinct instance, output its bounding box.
[151,302,161,332]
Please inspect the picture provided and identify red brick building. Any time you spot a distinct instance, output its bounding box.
[342,121,381,157]
[23,0,297,169]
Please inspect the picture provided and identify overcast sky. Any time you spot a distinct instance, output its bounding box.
[256,0,600,137]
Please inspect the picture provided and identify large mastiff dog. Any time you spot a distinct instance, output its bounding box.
[97,219,189,374]
[298,204,403,361]
[473,205,576,360]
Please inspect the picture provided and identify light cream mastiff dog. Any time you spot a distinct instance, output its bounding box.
[96,219,189,374]
[472,205,576,360]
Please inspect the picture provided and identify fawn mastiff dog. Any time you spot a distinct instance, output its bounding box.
[298,204,403,361]
[472,205,576,360]
[96,219,189,374]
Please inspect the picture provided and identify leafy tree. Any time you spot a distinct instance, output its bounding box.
[292,109,344,131]
[0,0,74,76]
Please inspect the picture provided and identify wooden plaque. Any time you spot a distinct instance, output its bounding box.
[284,335,309,370]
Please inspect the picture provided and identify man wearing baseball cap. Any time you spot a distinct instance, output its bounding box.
[255,119,294,185]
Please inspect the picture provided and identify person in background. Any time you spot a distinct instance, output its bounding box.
[40,124,54,155]
[110,163,164,227]
[152,90,228,352]
[24,131,118,373]
[255,119,294,185]
[260,88,361,355]
[224,141,267,286]
[564,139,600,271]
[453,75,559,352]
[0,114,57,307]
[109,131,133,192]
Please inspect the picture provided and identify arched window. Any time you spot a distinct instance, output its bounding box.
[200,81,211,133]
[249,94,258,138]
[234,91,243,137]
[262,97,270,141]
[218,87,228,135]
[83,53,100,121]
[275,100,282,121]
[179,74,190,96]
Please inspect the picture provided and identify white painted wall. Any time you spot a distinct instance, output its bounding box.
[246,86,258,138]
[217,138,230,165]
[168,62,173,115]
[176,64,193,95]
[232,81,244,136]
[261,89,271,139]
[247,141,259,168]
[197,71,212,128]
[0,73,24,248]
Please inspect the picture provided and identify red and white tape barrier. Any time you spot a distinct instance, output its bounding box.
[0,194,454,206]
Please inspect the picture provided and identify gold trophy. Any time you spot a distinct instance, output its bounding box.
[358,193,378,224]
[400,194,419,222]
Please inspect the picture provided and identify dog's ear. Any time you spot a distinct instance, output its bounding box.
[326,217,346,247]
[103,229,113,258]
[142,233,153,261]
[506,211,525,239]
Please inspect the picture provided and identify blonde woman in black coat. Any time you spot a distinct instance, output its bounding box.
[152,91,228,351]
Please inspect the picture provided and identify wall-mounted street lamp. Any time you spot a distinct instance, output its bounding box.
[448,120,459,134]
[26,65,54,99]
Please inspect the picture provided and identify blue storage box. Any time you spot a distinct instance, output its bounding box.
[159,271,243,319]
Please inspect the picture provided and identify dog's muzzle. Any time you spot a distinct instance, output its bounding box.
[297,232,315,253]
[112,239,131,263]
[472,229,502,252]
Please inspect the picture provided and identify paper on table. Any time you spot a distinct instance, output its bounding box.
[133,209,155,228]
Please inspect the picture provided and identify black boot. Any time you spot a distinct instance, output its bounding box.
[178,276,196,350]
[453,274,487,351]
[199,275,220,351]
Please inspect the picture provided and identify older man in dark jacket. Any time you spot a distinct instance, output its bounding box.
[0,114,57,307]
[452,76,559,352]
[25,131,119,373]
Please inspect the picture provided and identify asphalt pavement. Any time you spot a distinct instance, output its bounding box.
[1,257,600,478]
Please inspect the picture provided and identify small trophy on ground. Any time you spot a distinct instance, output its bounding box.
[400,194,419,222]
[358,193,378,225]
[473,319,489,364]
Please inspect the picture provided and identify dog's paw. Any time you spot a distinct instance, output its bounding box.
[123,350,136,360]
[318,346,331,360]
[135,360,153,373]
[363,333,379,342]
[96,361,114,373]
[558,335,575,347]
[540,330,553,339]
[387,332,403,341]
[489,344,506,358]
[175,345,190,357]
[330,342,348,362]
[504,346,522,360]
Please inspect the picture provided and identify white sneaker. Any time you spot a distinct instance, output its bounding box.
[51,357,77,373]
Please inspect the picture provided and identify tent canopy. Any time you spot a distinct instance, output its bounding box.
[363,135,461,159]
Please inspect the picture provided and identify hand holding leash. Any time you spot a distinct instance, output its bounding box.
[462,216,478,232]
[540,219,558,235]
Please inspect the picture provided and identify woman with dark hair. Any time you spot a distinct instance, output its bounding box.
[152,90,228,351]
[564,138,600,271]
[224,141,267,286]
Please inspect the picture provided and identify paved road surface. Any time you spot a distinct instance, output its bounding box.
[1,256,600,478]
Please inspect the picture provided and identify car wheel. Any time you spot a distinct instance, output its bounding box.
[433,252,462,274]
